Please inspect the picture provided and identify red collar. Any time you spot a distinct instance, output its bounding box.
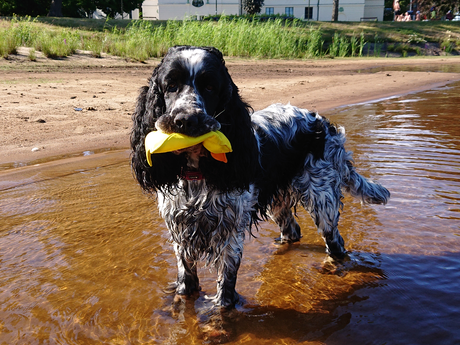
[180,170,204,181]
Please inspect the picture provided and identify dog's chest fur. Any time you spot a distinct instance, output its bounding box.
[157,180,257,264]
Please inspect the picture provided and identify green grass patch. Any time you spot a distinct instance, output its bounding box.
[34,29,80,58]
[0,29,18,58]
[28,48,36,61]
[0,15,459,60]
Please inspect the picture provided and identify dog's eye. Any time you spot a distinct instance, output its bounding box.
[205,85,214,92]
[167,84,178,93]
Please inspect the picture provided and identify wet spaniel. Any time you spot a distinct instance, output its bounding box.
[131,46,390,308]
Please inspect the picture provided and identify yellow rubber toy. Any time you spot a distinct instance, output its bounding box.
[145,130,232,166]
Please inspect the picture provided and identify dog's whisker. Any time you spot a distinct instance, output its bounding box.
[214,109,225,119]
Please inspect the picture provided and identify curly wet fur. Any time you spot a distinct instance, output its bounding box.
[131,46,390,308]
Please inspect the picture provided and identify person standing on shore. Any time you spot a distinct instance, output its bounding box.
[393,0,401,20]
[430,6,436,20]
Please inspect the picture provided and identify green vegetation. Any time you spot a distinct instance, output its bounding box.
[0,26,18,58]
[0,15,459,61]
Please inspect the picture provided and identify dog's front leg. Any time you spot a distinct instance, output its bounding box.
[173,243,200,296]
[213,231,244,308]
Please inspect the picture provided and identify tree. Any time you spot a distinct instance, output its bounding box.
[96,0,142,18]
[332,0,339,21]
[0,0,15,15]
[385,0,459,18]
[416,0,459,18]
[48,0,63,16]
[0,0,50,16]
[0,0,142,18]
[242,0,264,15]
[62,0,97,18]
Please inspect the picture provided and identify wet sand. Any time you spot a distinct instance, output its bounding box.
[1,54,460,166]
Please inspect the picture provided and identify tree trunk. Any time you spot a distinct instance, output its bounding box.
[331,0,339,21]
[48,0,63,17]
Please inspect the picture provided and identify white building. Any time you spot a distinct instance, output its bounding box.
[141,0,383,21]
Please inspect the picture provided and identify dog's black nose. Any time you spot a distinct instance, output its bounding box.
[174,113,199,133]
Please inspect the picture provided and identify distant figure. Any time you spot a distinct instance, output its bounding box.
[415,11,421,21]
[430,7,436,20]
[393,0,401,19]
[446,10,454,20]
[404,12,412,21]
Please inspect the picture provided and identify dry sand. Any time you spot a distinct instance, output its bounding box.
[2,50,460,166]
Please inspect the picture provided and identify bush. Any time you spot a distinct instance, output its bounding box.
[0,30,18,58]
[34,30,78,58]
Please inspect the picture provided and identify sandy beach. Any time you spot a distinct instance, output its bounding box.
[2,52,460,166]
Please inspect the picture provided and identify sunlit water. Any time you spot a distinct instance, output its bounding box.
[359,63,460,74]
[1,82,460,344]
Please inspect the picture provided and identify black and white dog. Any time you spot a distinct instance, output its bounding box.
[131,46,390,308]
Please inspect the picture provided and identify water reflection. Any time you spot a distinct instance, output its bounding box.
[358,63,460,74]
[329,83,460,256]
[1,82,460,343]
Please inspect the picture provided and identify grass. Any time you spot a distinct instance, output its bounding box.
[28,48,36,61]
[0,15,459,61]
[0,29,18,58]
[34,30,79,58]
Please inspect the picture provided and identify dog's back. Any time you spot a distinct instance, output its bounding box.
[252,103,389,208]
[252,104,326,211]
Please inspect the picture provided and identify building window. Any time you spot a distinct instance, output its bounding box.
[265,7,274,15]
[285,7,294,17]
[305,7,313,19]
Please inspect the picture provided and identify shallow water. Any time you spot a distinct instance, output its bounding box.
[1,82,460,344]
[359,63,460,74]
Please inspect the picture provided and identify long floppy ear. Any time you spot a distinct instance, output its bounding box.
[130,63,185,192]
[199,68,259,192]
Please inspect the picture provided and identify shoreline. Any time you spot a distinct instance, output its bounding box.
[1,56,460,168]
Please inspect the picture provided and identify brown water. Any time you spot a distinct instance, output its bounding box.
[1,82,460,344]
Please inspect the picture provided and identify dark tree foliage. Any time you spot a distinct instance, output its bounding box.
[61,0,97,18]
[242,0,264,15]
[0,0,142,18]
[0,0,15,15]
[0,0,50,16]
[416,0,459,18]
[96,0,141,18]
[385,0,458,18]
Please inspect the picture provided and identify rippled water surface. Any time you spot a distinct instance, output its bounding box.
[1,82,460,344]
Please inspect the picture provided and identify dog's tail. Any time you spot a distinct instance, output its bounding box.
[344,160,390,205]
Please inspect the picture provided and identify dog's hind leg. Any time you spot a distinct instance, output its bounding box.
[294,166,346,258]
[268,191,301,243]
[309,200,345,258]
[173,243,200,296]
[304,192,346,257]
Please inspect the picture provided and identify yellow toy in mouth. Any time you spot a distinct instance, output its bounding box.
[145,130,232,166]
